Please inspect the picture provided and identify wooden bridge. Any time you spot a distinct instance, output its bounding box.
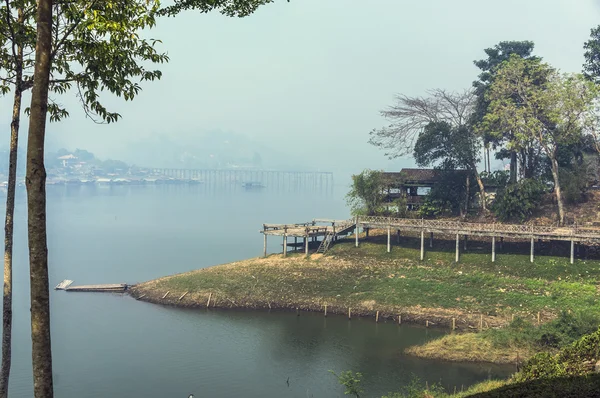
[261,216,600,264]
[149,168,334,192]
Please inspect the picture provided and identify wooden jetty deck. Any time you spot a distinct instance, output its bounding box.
[55,280,128,293]
[261,216,600,264]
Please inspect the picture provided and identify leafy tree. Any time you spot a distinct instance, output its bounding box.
[413,121,481,212]
[583,25,600,84]
[330,370,363,398]
[417,171,474,218]
[1,1,167,394]
[472,41,538,183]
[369,89,489,210]
[6,0,279,396]
[346,169,385,216]
[482,55,598,224]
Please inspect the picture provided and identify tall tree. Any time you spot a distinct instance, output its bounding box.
[12,1,280,395]
[0,3,35,396]
[369,89,489,210]
[472,40,538,183]
[0,1,167,394]
[26,0,53,394]
[483,55,598,224]
[584,25,600,84]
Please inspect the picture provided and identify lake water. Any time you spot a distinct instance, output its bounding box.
[2,184,511,397]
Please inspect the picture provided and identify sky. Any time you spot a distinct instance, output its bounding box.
[1,0,599,180]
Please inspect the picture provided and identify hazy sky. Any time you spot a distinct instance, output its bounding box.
[1,0,599,179]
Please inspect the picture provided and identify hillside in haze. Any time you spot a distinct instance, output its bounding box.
[109,130,311,170]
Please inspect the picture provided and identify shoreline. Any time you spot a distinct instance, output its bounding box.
[128,236,600,365]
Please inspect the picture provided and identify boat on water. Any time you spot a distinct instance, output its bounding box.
[242,181,265,189]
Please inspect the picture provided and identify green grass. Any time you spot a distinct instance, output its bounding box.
[135,234,600,324]
[326,235,600,317]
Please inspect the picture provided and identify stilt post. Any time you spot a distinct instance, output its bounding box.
[355,216,360,247]
[429,232,433,248]
[420,229,425,261]
[263,225,268,258]
[455,233,460,263]
[570,239,575,265]
[283,226,288,257]
[387,220,391,253]
[530,237,534,263]
[492,235,496,263]
[305,228,309,258]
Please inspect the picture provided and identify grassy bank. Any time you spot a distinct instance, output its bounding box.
[130,232,600,364]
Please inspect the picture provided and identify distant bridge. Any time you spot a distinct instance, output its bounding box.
[148,168,334,191]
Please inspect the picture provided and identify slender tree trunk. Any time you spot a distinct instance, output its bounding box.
[510,151,517,184]
[26,0,53,396]
[487,147,491,174]
[526,147,535,179]
[464,174,470,217]
[469,162,487,212]
[0,10,24,398]
[551,157,565,225]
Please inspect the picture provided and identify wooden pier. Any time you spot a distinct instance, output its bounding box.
[261,216,600,264]
[55,280,127,293]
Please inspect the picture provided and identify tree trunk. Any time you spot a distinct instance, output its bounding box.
[0,10,24,398]
[510,151,517,184]
[469,161,487,212]
[464,174,470,217]
[487,147,491,174]
[526,147,535,179]
[26,1,53,396]
[551,157,565,226]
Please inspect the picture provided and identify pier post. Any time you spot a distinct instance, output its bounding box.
[355,216,359,247]
[387,224,391,253]
[492,236,496,263]
[305,230,309,258]
[530,237,534,263]
[294,237,297,251]
[455,234,460,263]
[283,227,288,258]
[570,239,575,265]
[397,230,401,244]
[263,232,267,258]
[430,232,433,248]
[420,230,425,261]
[463,235,468,251]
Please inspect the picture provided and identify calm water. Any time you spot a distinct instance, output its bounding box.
[2,184,510,397]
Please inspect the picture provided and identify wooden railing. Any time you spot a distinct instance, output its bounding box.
[358,216,600,240]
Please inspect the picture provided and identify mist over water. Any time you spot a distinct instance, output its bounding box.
[2,185,509,397]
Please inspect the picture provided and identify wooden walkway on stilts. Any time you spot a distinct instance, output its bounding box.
[261,216,600,264]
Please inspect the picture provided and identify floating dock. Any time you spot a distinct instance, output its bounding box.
[55,280,127,293]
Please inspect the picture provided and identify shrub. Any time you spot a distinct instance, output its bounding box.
[491,178,546,222]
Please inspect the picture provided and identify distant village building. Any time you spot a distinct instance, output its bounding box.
[57,154,77,167]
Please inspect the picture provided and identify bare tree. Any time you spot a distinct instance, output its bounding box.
[369,88,489,210]
[369,89,476,157]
